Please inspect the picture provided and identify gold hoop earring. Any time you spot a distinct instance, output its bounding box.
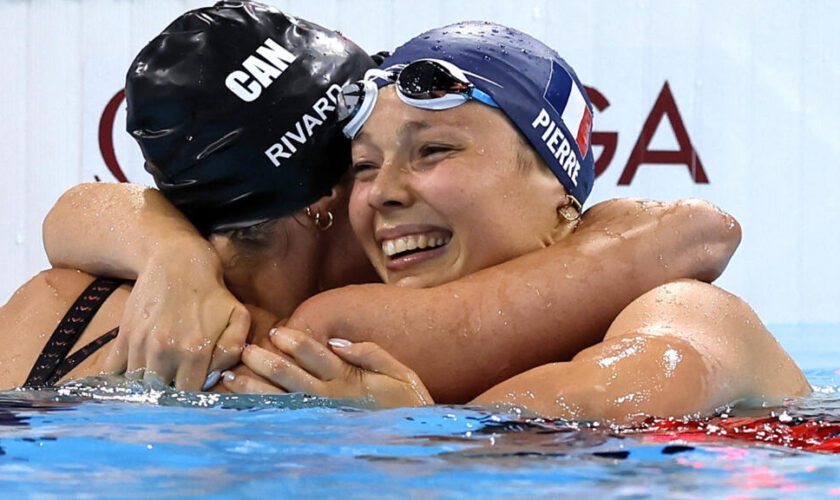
[315,211,334,231]
[305,207,334,231]
[558,195,582,222]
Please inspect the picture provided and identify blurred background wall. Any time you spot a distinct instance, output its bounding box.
[1,0,839,326]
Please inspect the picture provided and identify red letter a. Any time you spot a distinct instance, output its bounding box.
[618,81,709,185]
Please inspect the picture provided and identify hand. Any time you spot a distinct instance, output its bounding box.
[102,245,250,391]
[223,327,432,408]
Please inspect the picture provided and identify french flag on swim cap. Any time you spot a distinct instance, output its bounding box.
[545,60,593,158]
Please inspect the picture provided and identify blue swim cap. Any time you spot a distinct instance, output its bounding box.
[380,22,595,206]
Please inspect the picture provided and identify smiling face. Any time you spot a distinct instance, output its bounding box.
[348,87,570,288]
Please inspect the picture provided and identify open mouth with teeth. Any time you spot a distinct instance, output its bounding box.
[381,233,452,260]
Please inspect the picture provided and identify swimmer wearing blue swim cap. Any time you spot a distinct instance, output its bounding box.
[28,14,759,415]
[338,21,595,210]
[127,1,376,233]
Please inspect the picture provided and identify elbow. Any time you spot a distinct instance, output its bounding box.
[43,183,99,266]
[685,199,742,282]
[707,199,741,260]
[709,201,742,256]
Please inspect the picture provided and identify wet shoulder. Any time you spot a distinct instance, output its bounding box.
[0,269,101,388]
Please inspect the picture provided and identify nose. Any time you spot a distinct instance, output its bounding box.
[367,158,413,211]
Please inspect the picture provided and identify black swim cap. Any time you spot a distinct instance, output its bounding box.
[126,1,375,233]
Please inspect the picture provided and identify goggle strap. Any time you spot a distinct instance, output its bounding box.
[469,88,500,109]
[342,80,378,139]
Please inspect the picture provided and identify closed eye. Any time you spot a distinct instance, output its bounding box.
[419,144,456,158]
[351,162,378,180]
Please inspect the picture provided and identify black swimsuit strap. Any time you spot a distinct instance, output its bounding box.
[46,327,120,387]
[24,278,124,388]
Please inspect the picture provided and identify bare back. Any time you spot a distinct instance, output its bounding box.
[0,268,130,388]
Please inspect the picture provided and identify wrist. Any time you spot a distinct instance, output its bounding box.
[144,232,224,282]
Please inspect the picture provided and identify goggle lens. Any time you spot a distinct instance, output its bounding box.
[339,59,498,139]
[396,60,472,99]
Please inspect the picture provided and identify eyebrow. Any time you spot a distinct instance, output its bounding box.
[396,120,432,137]
[355,120,432,144]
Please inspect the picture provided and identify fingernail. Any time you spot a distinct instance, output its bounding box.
[202,370,221,391]
[328,338,352,348]
[222,371,236,382]
[269,328,279,337]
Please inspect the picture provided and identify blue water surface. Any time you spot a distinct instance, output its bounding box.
[0,325,838,498]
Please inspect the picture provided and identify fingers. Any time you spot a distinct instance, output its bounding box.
[329,339,433,407]
[221,366,286,394]
[173,351,209,392]
[143,328,179,387]
[241,345,322,394]
[126,329,148,377]
[207,305,250,374]
[203,369,222,391]
[101,334,129,375]
[268,327,344,380]
[145,355,178,389]
[106,266,259,392]
[328,339,415,382]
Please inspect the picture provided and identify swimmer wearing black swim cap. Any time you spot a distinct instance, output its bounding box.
[127,1,376,233]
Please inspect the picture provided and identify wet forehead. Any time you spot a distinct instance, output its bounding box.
[367,87,500,137]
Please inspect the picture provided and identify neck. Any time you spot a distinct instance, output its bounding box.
[317,204,380,290]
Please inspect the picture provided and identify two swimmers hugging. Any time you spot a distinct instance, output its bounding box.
[0,1,810,421]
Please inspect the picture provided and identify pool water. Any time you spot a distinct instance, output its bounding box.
[0,326,838,498]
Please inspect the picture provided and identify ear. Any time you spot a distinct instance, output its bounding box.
[555,187,572,211]
[306,187,341,216]
[540,173,572,217]
[556,190,582,223]
[207,232,238,268]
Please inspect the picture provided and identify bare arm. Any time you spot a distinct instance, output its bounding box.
[471,280,810,421]
[42,183,249,389]
[43,183,216,279]
[287,199,742,404]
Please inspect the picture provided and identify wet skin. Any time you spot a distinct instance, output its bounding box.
[337,88,811,420]
[349,87,573,288]
[472,280,812,421]
[0,88,805,420]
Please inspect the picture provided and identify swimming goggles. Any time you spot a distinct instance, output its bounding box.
[338,58,500,139]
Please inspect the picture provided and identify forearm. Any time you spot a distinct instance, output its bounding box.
[469,337,711,422]
[290,242,658,403]
[574,198,741,283]
[289,199,741,403]
[43,183,216,279]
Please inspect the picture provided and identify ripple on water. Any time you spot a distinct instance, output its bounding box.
[0,371,836,497]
